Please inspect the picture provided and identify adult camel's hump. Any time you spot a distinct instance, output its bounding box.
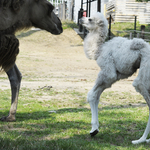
[0,0,27,32]
[0,0,24,12]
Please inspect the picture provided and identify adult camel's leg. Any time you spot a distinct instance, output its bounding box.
[0,64,22,121]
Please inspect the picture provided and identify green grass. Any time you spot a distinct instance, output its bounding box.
[111,22,142,31]
[0,88,150,149]
[62,21,78,30]
[111,22,150,39]
[1,20,150,149]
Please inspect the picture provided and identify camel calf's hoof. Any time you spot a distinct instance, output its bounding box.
[0,116,16,122]
[90,129,99,137]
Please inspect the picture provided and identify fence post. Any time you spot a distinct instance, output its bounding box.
[109,15,111,40]
[68,0,73,20]
[129,32,132,39]
[78,8,83,32]
[62,1,66,20]
[97,0,101,12]
[58,4,63,20]
[134,16,137,37]
[141,25,145,39]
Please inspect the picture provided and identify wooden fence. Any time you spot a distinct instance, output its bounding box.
[106,0,150,24]
[109,30,150,42]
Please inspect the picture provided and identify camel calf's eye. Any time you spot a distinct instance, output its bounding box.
[89,19,92,22]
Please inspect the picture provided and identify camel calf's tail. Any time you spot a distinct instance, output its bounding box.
[0,35,19,72]
[130,38,146,50]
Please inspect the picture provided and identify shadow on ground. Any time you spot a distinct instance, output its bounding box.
[16,29,40,38]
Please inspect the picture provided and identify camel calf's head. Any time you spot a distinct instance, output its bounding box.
[79,12,108,32]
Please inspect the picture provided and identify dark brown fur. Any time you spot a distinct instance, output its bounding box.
[0,35,19,71]
[0,21,32,71]
[0,0,62,122]
[0,0,25,12]
[0,0,30,71]
[0,0,61,72]
[0,21,32,35]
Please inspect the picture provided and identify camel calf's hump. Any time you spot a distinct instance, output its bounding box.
[130,38,145,50]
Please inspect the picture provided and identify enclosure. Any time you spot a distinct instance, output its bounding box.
[0,22,149,149]
[0,0,150,149]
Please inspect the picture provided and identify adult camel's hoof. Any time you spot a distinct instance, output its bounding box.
[0,115,16,122]
[90,129,99,137]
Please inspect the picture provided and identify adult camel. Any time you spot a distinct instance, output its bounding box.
[0,0,63,121]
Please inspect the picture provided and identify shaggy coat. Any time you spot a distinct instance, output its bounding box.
[83,13,108,60]
[0,0,25,12]
[80,12,150,144]
[0,0,58,71]
[0,0,25,71]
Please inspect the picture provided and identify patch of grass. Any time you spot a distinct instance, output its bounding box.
[111,22,150,38]
[100,91,145,108]
[0,77,7,80]
[111,22,141,31]
[62,21,78,30]
[0,88,149,149]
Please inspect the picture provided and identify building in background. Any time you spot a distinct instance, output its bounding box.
[48,0,112,22]
[73,0,111,23]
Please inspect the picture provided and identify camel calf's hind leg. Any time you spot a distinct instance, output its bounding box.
[0,64,22,121]
[132,80,150,144]
[132,60,150,144]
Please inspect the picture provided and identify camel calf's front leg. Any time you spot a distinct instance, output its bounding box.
[88,88,100,136]
[88,70,117,136]
[0,64,22,122]
[88,84,108,136]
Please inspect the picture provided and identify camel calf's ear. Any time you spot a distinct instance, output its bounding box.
[97,20,104,26]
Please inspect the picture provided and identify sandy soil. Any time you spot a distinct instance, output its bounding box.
[0,28,138,94]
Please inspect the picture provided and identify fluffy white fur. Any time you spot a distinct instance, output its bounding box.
[80,12,150,144]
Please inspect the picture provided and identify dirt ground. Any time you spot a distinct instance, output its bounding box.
[0,28,138,94]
